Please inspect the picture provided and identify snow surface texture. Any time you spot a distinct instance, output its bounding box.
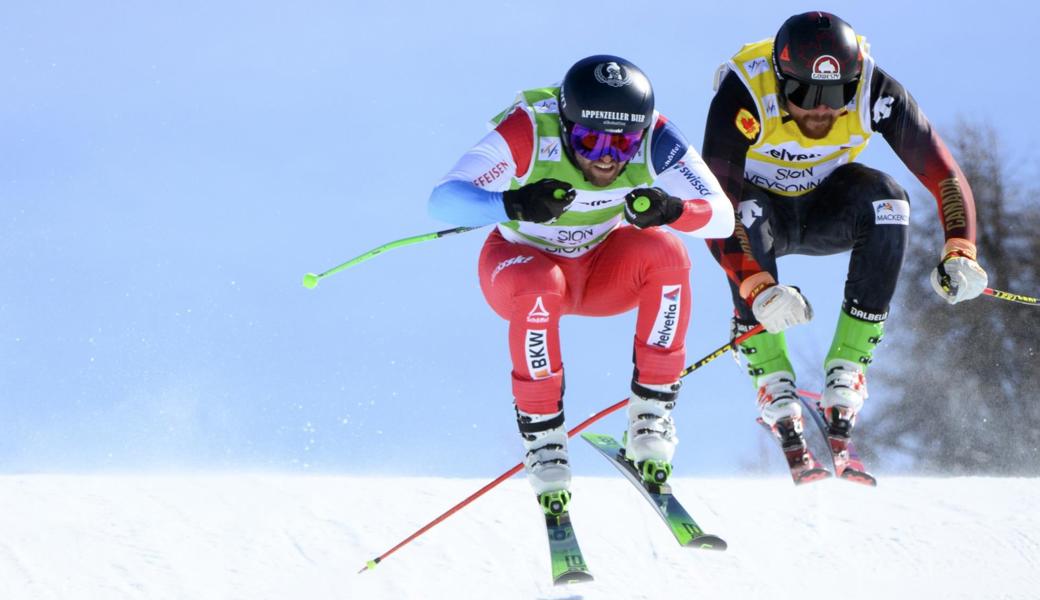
[1,475,1037,600]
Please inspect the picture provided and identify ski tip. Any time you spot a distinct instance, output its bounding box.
[839,469,878,487]
[688,534,728,551]
[794,468,833,485]
[554,571,595,585]
[580,432,626,453]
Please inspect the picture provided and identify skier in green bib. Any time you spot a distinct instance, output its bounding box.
[429,55,734,510]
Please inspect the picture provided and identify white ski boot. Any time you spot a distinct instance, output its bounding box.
[625,381,680,484]
[516,408,571,513]
[755,371,802,427]
[755,370,814,467]
[821,358,867,438]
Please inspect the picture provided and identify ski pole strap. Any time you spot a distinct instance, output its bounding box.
[984,287,1039,306]
[680,323,767,378]
[936,260,956,294]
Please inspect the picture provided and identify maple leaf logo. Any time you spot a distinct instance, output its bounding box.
[735,108,760,140]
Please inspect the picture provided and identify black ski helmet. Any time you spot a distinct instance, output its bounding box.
[559,55,654,134]
[773,12,862,109]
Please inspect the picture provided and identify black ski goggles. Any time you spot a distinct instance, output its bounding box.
[782,78,859,110]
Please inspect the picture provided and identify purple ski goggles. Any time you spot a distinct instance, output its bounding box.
[567,123,644,162]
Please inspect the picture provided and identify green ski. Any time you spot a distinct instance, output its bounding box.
[543,511,594,585]
[581,433,727,550]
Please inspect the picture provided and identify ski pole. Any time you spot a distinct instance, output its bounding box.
[357,324,765,574]
[302,226,480,289]
[984,287,1039,306]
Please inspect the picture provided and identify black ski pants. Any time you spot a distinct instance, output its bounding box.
[731,163,909,322]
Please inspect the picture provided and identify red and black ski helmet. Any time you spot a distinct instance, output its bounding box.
[772,12,862,110]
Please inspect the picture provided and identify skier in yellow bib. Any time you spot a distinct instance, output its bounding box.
[701,12,989,478]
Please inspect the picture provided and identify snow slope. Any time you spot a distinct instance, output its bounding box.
[1,475,1037,600]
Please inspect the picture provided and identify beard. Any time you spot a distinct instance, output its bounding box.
[581,162,622,186]
[573,153,624,187]
[793,111,840,139]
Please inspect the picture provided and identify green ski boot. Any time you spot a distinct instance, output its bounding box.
[821,308,884,436]
[736,321,802,424]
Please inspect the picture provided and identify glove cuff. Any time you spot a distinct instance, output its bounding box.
[941,238,977,261]
[664,194,686,225]
[501,189,523,221]
[740,272,777,304]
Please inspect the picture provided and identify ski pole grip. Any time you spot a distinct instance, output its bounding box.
[632,196,651,213]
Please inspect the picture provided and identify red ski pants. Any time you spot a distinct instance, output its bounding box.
[478,226,692,415]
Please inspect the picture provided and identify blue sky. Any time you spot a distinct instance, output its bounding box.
[1,1,1033,476]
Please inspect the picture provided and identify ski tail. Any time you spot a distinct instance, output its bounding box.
[756,418,832,485]
[541,505,593,585]
[797,394,877,487]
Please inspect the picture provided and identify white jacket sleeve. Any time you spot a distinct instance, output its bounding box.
[652,146,735,239]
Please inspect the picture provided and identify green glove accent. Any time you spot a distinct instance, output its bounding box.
[503,178,575,223]
[633,196,651,213]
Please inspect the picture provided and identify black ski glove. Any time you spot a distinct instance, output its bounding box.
[623,187,685,229]
[503,178,576,223]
